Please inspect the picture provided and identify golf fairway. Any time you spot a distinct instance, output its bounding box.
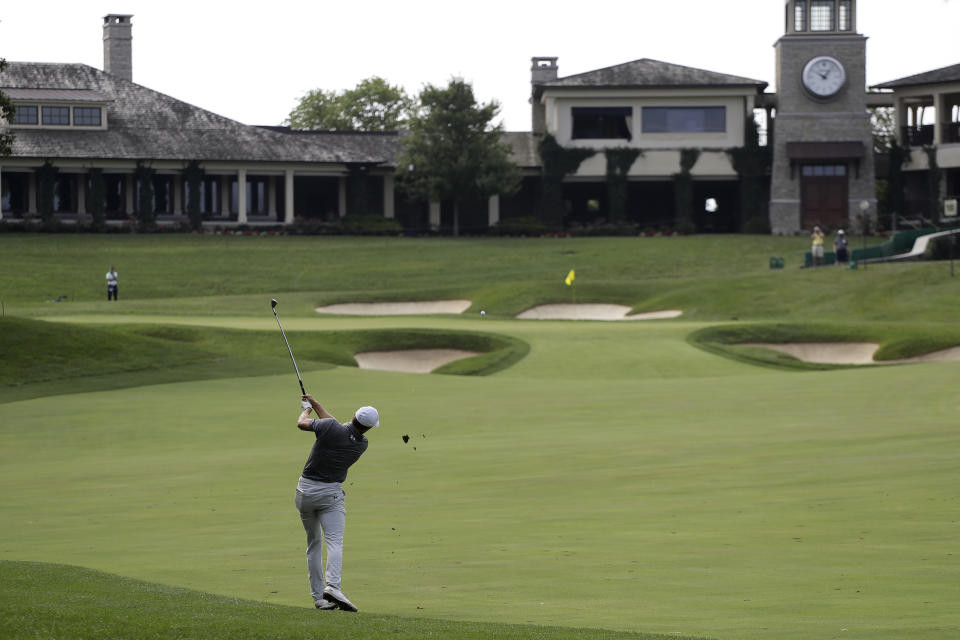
[1,316,957,640]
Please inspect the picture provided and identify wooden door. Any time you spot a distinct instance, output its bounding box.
[801,164,848,229]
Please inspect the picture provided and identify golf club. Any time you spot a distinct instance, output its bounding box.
[271,299,306,396]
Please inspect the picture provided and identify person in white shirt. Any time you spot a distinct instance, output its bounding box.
[106,267,118,300]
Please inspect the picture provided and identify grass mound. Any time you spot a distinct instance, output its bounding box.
[0,318,529,403]
[688,322,960,370]
[0,561,701,640]
[0,316,215,385]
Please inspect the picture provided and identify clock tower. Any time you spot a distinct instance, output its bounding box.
[769,0,876,234]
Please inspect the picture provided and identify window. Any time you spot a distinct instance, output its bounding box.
[642,107,726,133]
[12,105,38,125]
[802,164,846,177]
[571,107,632,140]
[73,107,102,126]
[794,0,807,31]
[838,0,851,30]
[247,177,268,215]
[810,0,835,31]
[41,106,70,125]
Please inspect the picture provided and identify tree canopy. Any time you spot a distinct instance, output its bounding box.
[1,59,16,156]
[396,78,519,235]
[285,76,413,131]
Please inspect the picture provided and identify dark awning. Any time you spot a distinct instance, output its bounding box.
[786,141,864,160]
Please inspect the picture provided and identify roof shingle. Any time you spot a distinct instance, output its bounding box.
[540,58,767,90]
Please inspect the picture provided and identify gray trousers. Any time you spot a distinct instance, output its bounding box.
[295,476,346,602]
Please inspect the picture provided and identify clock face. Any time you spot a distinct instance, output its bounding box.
[802,56,846,98]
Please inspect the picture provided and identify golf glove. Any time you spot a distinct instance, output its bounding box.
[301,400,312,411]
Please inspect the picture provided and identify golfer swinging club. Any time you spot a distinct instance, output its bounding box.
[296,393,380,612]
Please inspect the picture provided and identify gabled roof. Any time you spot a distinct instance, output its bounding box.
[540,58,767,91]
[0,62,397,165]
[873,63,960,89]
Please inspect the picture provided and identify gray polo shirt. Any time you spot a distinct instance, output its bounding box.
[301,418,369,483]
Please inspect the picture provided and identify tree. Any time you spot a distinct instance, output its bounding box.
[870,106,897,154]
[285,77,413,131]
[673,149,701,232]
[396,79,520,235]
[1,59,16,156]
[605,148,642,221]
[726,116,772,231]
[537,134,594,230]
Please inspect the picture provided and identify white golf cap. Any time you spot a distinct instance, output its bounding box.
[355,406,380,428]
[838,229,845,234]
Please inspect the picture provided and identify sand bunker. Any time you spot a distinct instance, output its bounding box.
[316,300,471,315]
[743,342,960,365]
[354,349,480,374]
[517,304,682,321]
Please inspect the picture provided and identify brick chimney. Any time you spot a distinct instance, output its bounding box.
[531,57,558,135]
[103,14,134,81]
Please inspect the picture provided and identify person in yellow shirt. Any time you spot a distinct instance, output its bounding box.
[811,226,825,267]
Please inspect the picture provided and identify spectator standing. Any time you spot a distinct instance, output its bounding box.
[811,226,825,267]
[106,266,119,300]
[834,229,849,265]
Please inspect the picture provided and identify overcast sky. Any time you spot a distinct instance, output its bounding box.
[2,0,957,131]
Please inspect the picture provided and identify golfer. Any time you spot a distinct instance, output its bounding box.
[296,393,380,612]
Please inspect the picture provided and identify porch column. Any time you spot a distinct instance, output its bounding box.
[383,173,395,219]
[28,173,37,215]
[487,194,500,227]
[220,177,230,217]
[268,176,277,218]
[894,96,906,145]
[934,91,946,145]
[237,168,248,223]
[284,169,294,224]
[429,200,441,230]
[77,173,86,215]
[173,176,183,215]
[125,174,134,215]
[338,176,347,218]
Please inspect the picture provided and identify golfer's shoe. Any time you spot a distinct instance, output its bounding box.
[315,598,337,611]
[322,586,358,612]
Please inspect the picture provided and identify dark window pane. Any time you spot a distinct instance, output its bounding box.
[642,107,726,133]
[13,105,38,125]
[73,107,102,126]
[571,107,632,140]
[41,106,70,125]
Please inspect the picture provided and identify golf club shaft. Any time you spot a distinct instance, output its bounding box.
[272,308,306,396]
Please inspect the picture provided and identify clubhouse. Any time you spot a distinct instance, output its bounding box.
[1,7,958,234]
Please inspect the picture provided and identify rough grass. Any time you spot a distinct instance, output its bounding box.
[0,561,703,640]
[6,233,960,324]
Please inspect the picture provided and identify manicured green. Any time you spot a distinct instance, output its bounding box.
[1,234,958,640]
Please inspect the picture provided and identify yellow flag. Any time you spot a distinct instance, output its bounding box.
[564,269,575,286]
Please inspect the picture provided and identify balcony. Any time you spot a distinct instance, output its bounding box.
[944,122,960,144]
[902,125,934,146]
